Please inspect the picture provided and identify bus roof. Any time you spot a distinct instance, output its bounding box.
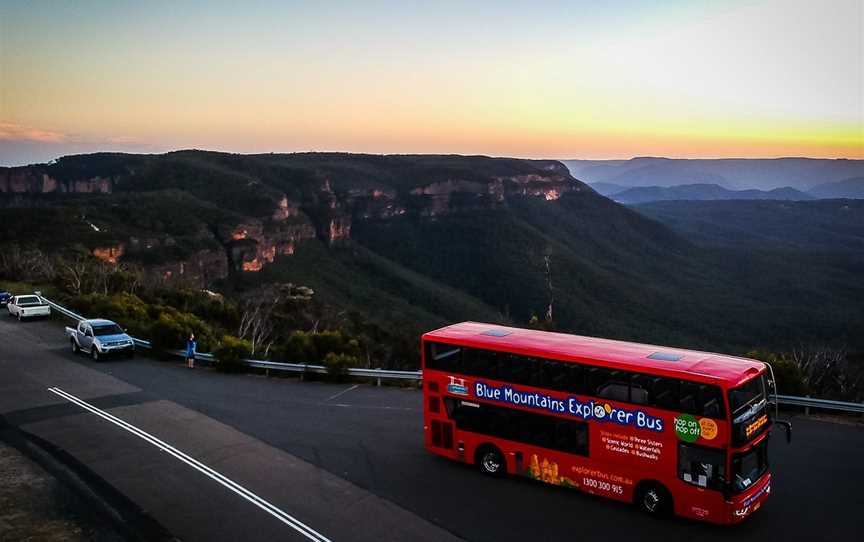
[423,322,764,387]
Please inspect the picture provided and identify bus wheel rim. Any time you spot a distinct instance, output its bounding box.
[644,490,660,512]
[483,453,500,472]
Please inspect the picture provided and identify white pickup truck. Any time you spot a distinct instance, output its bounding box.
[66,319,135,361]
[6,295,51,321]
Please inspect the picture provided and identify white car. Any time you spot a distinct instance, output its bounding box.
[7,295,51,321]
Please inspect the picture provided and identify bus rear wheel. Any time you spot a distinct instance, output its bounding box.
[635,482,672,517]
[476,445,505,477]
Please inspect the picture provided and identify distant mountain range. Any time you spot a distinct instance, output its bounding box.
[590,178,864,204]
[564,157,864,191]
[632,199,864,253]
[599,183,811,204]
[808,177,864,199]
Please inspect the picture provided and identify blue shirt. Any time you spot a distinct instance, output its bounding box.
[186,339,197,357]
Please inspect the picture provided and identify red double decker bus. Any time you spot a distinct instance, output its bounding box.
[422,322,790,524]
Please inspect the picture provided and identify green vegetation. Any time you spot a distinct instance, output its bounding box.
[64,292,218,354]
[323,352,361,379]
[746,350,809,396]
[746,348,864,402]
[213,335,252,373]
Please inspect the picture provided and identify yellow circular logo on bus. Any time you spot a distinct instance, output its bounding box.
[699,418,718,440]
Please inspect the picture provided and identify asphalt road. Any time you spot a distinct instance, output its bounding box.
[1,316,862,542]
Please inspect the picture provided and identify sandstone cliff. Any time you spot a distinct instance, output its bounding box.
[1,151,588,285]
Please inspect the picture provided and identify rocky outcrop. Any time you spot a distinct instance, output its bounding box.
[498,174,575,200]
[327,216,351,243]
[92,245,124,264]
[225,220,317,273]
[0,168,113,194]
[398,173,578,216]
[153,250,229,285]
[272,195,301,221]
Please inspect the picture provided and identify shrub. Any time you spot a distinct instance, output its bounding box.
[746,350,809,396]
[323,352,360,380]
[148,313,189,354]
[281,330,362,363]
[283,331,315,362]
[769,356,809,396]
[148,308,215,354]
[213,335,252,373]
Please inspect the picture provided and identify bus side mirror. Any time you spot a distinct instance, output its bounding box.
[776,420,792,444]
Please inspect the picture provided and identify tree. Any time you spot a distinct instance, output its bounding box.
[237,283,313,358]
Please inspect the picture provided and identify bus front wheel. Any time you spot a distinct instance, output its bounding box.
[476,445,505,477]
[635,482,672,517]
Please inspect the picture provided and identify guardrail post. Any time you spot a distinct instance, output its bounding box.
[805,395,810,416]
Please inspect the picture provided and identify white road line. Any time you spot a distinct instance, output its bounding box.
[324,385,359,403]
[47,387,332,542]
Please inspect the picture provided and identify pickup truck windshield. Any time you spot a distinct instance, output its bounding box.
[16,296,41,305]
[93,324,124,336]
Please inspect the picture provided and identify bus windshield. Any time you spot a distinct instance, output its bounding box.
[732,439,769,492]
[728,374,769,445]
[728,375,766,420]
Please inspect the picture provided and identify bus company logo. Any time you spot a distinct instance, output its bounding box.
[473,381,664,432]
[745,413,768,438]
[447,376,469,396]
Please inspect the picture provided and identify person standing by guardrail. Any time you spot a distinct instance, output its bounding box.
[186,333,197,369]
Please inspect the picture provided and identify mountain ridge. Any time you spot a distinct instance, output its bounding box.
[808,177,864,199]
[565,157,864,191]
[602,183,814,204]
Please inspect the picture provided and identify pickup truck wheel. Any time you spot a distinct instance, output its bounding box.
[91,348,99,361]
[71,340,80,354]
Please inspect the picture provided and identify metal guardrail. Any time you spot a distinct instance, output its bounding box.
[245,359,421,380]
[39,294,422,384]
[37,293,864,405]
[775,394,864,414]
[41,297,86,322]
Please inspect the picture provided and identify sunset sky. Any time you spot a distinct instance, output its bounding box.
[1,0,862,165]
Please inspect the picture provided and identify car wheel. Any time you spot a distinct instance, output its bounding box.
[635,482,672,517]
[72,340,80,354]
[476,445,506,477]
[91,348,99,361]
